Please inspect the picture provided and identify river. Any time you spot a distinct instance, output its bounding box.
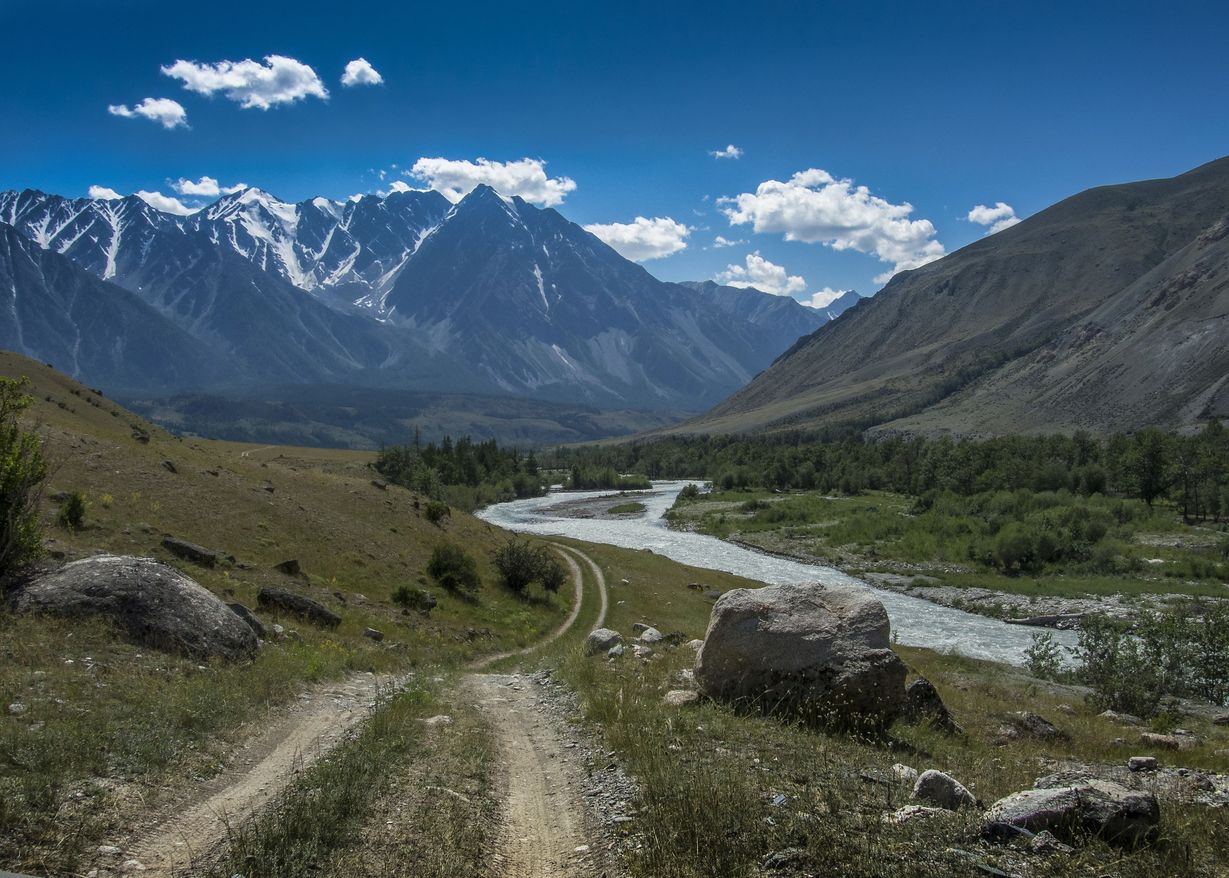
[477,480,1077,666]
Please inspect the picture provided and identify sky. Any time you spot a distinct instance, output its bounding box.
[2,0,1228,306]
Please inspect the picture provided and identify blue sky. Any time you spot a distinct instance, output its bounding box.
[2,0,1227,304]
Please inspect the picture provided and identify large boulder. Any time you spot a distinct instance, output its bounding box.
[913,769,976,810]
[694,582,906,727]
[10,555,258,661]
[257,586,341,628]
[984,776,1160,847]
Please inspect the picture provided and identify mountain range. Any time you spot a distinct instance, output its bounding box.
[0,185,828,417]
[683,155,1229,437]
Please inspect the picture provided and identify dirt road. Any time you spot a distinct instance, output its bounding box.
[115,673,397,876]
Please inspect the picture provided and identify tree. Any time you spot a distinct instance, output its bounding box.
[492,539,567,594]
[426,543,481,596]
[1127,429,1171,508]
[0,377,48,578]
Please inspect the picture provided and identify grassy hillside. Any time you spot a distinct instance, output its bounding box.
[0,351,573,871]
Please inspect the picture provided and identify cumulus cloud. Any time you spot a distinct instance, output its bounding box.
[161,55,328,109]
[341,58,383,86]
[710,144,743,159]
[967,201,1021,234]
[711,235,746,248]
[87,185,123,200]
[385,180,415,194]
[715,251,806,296]
[722,168,945,283]
[107,97,188,129]
[408,157,576,206]
[584,216,690,262]
[134,190,196,216]
[802,287,851,309]
[172,176,247,197]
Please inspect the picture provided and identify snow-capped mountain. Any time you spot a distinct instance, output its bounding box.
[0,184,826,409]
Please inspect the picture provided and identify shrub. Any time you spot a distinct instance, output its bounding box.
[1075,616,1169,717]
[426,543,481,596]
[57,491,87,531]
[677,483,701,502]
[1024,631,1064,680]
[492,539,566,594]
[391,585,437,613]
[423,500,450,525]
[0,377,48,577]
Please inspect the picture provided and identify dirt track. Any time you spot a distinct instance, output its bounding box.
[118,673,395,876]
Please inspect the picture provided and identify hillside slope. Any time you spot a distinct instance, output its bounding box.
[686,156,1229,436]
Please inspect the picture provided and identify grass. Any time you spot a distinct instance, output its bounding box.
[668,488,1229,603]
[607,501,647,515]
[0,352,573,871]
[545,542,1229,877]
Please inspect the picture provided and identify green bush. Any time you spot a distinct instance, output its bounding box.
[57,491,87,531]
[492,539,566,594]
[0,377,48,577]
[425,543,480,596]
[391,585,437,613]
[423,500,450,525]
[1024,631,1064,680]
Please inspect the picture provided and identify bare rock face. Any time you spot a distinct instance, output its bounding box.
[694,582,906,727]
[11,555,258,661]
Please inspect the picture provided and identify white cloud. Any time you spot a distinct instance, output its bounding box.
[715,251,806,296]
[709,144,743,159]
[584,216,690,262]
[87,185,123,200]
[161,55,328,110]
[711,235,746,248]
[341,58,383,87]
[134,190,196,216]
[967,201,1021,234]
[107,97,188,129]
[722,168,945,283]
[408,157,576,206]
[802,287,851,309]
[386,180,414,194]
[172,176,246,197]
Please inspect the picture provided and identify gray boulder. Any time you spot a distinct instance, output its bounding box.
[227,602,266,639]
[902,677,962,734]
[257,586,341,628]
[639,626,664,644]
[984,777,1159,847]
[161,537,223,568]
[694,582,906,727]
[912,769,976,810]
[585,628,624,656]
[12,555,258,661]
[999,711,1069,741]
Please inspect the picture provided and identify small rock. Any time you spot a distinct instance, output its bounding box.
[663,690,699,707]
[585,628,624,655]
[1128,756,1158,772]
[1029,829,1074,855]
[1055,703,1075,715]
[607,644,625,658]
[363,627,384,642]
[226,603,266,639]
[892,762,919,784]
[1002,711,1068,741]
[685,639,704,650]
[762,848,808,870]
[274,558,302,577]
[1139,732,1189,751]
[631,622,650,633]
[270,623,286,640]
[1100,709,1142,726]
[902,677,962,733]
[886,804,947,824]
[161,460,177,474]
[632,645,654,659]
[423,715,452,727]
[97,845,122,856]
[913,769,976,810]
[7,703,26,716]
[371,479,388,490]
[120,860,145,873]
[257,586,341,628]
[639,626,664,644]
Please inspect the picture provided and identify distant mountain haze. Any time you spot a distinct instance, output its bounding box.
[681,155,1229,436]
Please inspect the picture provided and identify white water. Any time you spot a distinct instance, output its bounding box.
[477,480,1077,666]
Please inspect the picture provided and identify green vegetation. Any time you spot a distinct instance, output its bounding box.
[375,436,547,512]
[0,377,47,577]
[55,490,87,531]
[551,541,1229,878]
[493,538,567,594]
[426,543,481,596]
[607,500,646,515]
[566,464,651,491]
